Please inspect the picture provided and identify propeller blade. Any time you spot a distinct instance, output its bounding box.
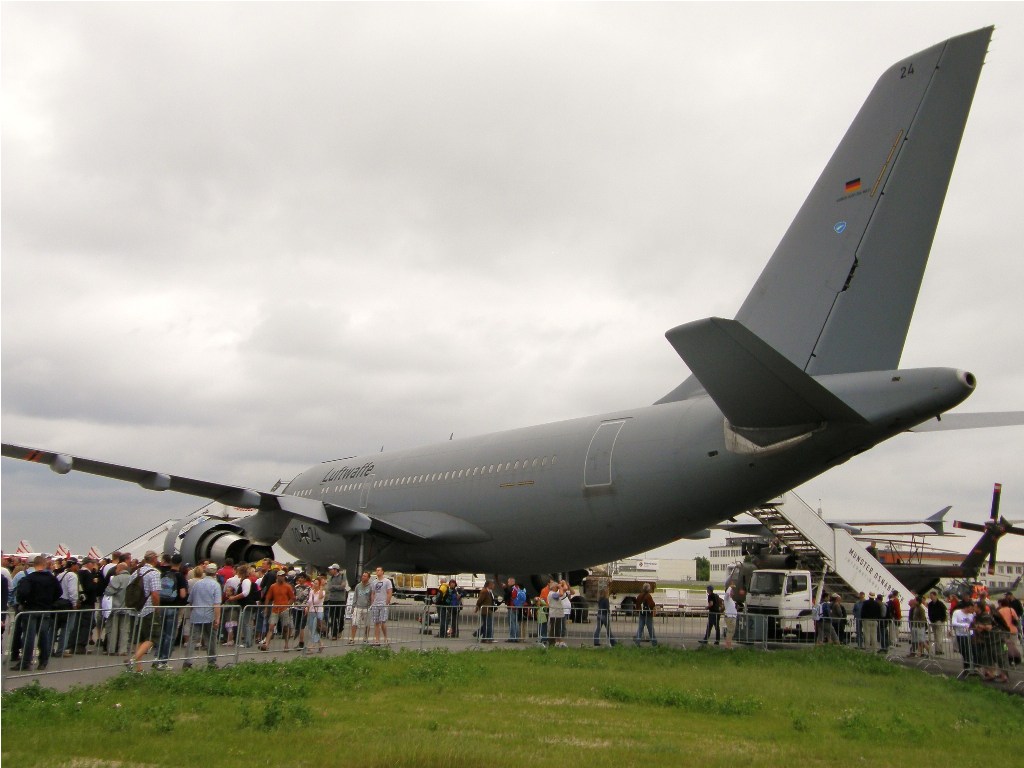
[988,545,997,575]
[990,482,1002,521]
[1005,524,1024,537]
[953,520,986,533]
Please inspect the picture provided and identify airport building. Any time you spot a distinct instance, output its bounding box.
[979,560,1024,592]
[709,536,769,579]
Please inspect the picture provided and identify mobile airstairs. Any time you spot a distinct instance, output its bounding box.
[747,493,915,606]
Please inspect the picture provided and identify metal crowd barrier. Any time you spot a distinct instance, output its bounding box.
[448,607,773,650]
[4,602,1019,688]
[5,606,143,676]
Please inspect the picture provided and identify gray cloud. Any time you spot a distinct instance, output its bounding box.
[3,3,1023,561]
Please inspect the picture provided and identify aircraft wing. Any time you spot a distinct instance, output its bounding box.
[713,522,772,536]
[1,442,491,545]
[0,442,370,533]
[909,412,1024,432]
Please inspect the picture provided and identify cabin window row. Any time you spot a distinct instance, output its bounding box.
[318,455,559,493]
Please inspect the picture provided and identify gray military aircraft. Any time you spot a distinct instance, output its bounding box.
[3,27,1019,590]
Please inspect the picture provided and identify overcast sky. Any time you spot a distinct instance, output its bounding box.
[3,3,1023,566]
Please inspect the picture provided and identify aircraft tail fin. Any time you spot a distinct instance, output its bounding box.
[665,317,866,439]
[659,27,993,403]
[924,506,951,535]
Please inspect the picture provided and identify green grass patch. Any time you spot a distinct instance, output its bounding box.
[3,645,1021,768]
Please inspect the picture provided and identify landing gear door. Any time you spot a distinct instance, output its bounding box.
[584,419,627,488]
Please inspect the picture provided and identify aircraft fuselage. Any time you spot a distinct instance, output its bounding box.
[265,367,974,574]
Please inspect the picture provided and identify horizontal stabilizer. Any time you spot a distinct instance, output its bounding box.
[664,318,867,430]
[843,506,951,535]
[909,411,1024,432]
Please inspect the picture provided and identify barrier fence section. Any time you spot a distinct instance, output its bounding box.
[3,603,1020,687]
[403,605,769,650]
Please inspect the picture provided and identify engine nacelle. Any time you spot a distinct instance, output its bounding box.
[163,515,275,566]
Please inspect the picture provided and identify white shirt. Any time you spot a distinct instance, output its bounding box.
[724,586,738,618]
[951,608,974,637]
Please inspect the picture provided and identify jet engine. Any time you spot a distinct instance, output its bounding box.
[163,514,275,566]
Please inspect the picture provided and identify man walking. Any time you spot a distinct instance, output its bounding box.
[127,551,162,673]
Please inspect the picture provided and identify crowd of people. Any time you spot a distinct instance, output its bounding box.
[1,552,397,673]
[810,587,1022,682]
[3,552,1021,681]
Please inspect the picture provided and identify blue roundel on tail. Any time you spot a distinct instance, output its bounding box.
[834,221,848,234]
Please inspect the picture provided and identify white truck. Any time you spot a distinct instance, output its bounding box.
[737,567,820,639]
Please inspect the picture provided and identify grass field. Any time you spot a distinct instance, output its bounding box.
[3,645,1020,768]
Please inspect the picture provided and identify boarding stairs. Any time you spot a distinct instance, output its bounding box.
[748,493,915,604]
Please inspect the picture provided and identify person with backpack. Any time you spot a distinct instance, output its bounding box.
[152,554,187,671]
[701,585,722,645]
[505,577,527,642]
[126,551,163,674]
[449,579,464,638]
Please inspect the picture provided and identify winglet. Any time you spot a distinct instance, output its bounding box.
[664,318,867,429]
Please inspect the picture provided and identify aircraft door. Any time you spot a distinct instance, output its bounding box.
[359,476,374,509]
[584,419,627,487]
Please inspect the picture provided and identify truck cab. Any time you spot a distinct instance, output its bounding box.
[744,569,815,638]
